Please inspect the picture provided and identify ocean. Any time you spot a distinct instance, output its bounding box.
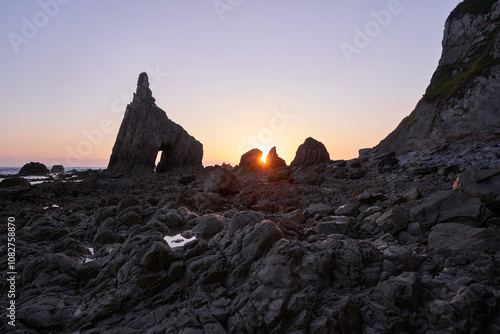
[0,167,104,185]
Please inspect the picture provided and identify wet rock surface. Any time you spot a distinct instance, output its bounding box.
[1,144,500,333]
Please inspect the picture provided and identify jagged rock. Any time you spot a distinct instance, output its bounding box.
[453,168,500,212]
[0,176,31,188]
[108,73,203,173]
[439,164,460,176]
[18,162,49,176]
[376,1,500,154]
[265,146,287,169]
[234,185,259,209]
[204,166,241,196]
[50,165,64,173]
[335,203,360,217]
[239,148,263,172]
[410,190,490,231]
[428,223,500,252]
[296,170,325,186]
[291,137,331,167]
[267,166,293,183]
[376,151,399,173]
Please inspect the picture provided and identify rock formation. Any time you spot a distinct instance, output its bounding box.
[50,165,64,173]
[265,146,287,169]
[377,0,500,153]
[290,137,331,167]
[0,176,31,188]
[4,2,500,333]
[108,73,203,173]
[18,162,49,176]
[238,148,264,171]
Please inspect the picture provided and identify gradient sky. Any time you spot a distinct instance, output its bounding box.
[0,0,461,167]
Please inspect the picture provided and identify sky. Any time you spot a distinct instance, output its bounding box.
[0,0,462,167]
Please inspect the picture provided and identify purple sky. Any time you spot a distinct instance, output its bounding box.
[0,0,461,167]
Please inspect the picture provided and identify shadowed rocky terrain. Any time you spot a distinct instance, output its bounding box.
[1,0,500,333]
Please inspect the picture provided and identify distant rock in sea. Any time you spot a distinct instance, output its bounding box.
[51,165,64,173]
[291,137,331,167]
[18,162,49,176]
[108,73,203,174]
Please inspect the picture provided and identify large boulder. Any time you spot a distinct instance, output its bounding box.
[18,162,49,176]
[428,223,500,252]
[453,168,500,212]
[239,148,263,172]
[290,137,330,167]
[192,214,226,238]
[0,176,31,188]
[410,190,490,231]
[204,166,242,196]
[108,73,203,174]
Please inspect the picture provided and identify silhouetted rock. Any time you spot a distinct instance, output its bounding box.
[108,73,203,173]
[291,137,330,167]
[265,146,287,169]
[50,165,64,173]
[0,176,31,188]
[239,148,263,172]
[18,162,49,176]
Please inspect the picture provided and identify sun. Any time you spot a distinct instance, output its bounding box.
[260,147,270,164]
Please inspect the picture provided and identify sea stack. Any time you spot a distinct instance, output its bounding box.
[107,73,203,173]
[291,137,331,167]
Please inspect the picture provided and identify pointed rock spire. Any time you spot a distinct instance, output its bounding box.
[133,72,155,103]
[108,73,203,173]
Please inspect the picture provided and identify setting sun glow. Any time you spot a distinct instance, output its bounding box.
[260,148,270,164]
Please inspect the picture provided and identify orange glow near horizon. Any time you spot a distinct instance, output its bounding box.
[261,148,270,164]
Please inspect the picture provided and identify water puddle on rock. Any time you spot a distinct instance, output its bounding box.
[164,231,196,248]
[84,247,94,263]
[43,204,61,210]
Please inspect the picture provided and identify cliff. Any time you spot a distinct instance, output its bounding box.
[377,0,500,153]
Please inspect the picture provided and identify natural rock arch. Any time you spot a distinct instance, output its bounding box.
[108,73,203,174]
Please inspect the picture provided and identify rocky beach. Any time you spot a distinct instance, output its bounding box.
[2,0,500,333]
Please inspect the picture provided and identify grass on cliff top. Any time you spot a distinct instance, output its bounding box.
[424,24,500,103]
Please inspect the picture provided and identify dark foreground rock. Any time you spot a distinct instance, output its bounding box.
[0,176,31,188]
[1,144,500,333]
